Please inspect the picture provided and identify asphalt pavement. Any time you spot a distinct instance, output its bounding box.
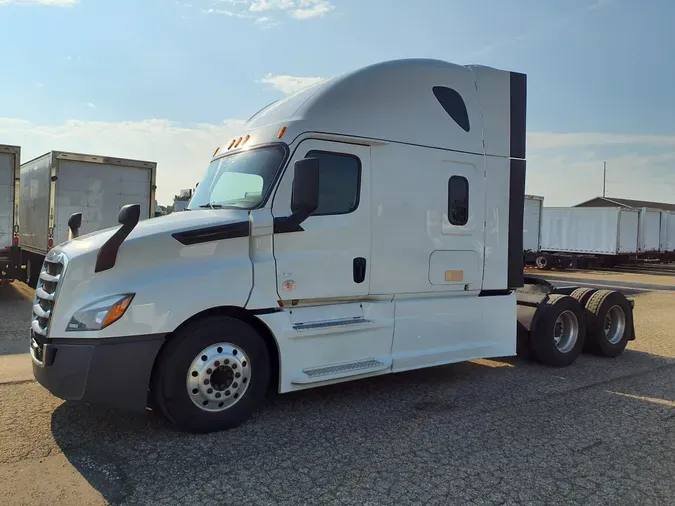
[1,271,675,505]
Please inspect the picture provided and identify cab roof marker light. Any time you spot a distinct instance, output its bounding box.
[234,137,243,148]
[242,134,250,145]
[277,126,287,139]
[213,146,220,157]
[227,139,236,150]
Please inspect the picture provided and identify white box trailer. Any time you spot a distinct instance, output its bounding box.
[659,211,675,253]
[523,195,543,253]
[541,207,639,256]
[638,208,662,253]
[28,58,637,434]
[19,151,156,286]
[0,144,24,282]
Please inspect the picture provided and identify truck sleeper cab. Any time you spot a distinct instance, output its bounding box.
[30,59,636,433]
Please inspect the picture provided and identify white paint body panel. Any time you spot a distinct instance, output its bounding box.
[19,151,156,256]
[0,147,18,251]
[41,58,525,396]
[541,207,639,255]
[523,195,543,252]
[638,208,661,253]
[272,140,372,300]
[18,153,51,254]
[659,212,675,252]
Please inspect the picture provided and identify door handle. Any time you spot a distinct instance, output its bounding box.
[353,257,366,283]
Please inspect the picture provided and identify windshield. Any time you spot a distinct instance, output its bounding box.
[187,144,286,210]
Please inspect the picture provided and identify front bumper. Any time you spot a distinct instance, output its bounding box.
[31,333,166,412]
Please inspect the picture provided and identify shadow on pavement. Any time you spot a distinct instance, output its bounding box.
[49,347,675,505]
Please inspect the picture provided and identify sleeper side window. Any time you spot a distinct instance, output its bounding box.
[292,150,361,216]
[448,175,469,226]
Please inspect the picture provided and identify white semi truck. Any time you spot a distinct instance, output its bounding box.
[0,144,24,283]
[30,59,636,433]
[19,151,157,287]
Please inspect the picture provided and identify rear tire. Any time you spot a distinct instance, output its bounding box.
[570,288,596,308]
[584,290,633,358]
[554,256,572,270]
[153,315,271,433]
[531,294,586,367]
[535,254,552,270]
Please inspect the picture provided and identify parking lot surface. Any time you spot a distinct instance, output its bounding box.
[1,269,675,505]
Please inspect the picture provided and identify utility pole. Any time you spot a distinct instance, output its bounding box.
[603,161,606,198]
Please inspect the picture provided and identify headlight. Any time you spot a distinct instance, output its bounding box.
[67,294,135,331]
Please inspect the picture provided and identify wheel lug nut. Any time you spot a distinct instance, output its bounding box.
[204,379,209,385]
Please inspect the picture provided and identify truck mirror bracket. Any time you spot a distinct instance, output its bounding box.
[68,212,82,240]
[94,204,141,273]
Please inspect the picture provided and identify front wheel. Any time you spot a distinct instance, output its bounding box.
[153,315,271,433]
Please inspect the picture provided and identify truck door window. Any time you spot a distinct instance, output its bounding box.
[293,150,361,216]
[448,175,469,226]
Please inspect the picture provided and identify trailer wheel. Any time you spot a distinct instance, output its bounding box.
[530,294,586,367]
[535,255,552,270]
[554,256,572,271]
[584,290,633,358]
[153,315,270,433]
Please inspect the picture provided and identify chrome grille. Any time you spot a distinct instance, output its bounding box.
[30,251,68,363]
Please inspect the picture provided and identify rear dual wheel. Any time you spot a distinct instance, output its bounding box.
[531,294,586,367]
[531,289,632,367]
[583,290,633,358]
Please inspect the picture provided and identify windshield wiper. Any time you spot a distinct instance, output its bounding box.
[198,203,224,209]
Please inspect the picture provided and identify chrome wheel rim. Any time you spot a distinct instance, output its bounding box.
[605,305,626,345]
[553,310,579,353]
[186,343,251,412]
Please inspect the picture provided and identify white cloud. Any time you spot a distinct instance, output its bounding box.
[0,117,245,205]
[528,132,675,150]
[86,102,96,108]
[211,0,333,20]
[260,73,326,95]
[0,0,79,6]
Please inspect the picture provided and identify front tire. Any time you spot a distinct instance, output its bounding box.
[153,315,271,433]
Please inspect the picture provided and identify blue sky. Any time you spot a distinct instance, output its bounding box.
[0,0,673,205]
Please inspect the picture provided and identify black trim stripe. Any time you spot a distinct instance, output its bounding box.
[172,221,250,245]
[273,217,305,234]
[479,289,512,297]
[509,72,527,159]
[508,158,526,289]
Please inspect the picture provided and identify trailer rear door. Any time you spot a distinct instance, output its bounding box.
[0,151,14,251]
[54,158,153,245]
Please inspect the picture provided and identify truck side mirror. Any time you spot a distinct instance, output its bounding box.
[67,212,82,240]
[290,158,320,221]
[118,203,141,227]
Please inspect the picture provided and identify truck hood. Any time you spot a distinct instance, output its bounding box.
[57,209,250,260]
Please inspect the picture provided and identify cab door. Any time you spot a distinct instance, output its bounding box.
[272,140,370,301]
